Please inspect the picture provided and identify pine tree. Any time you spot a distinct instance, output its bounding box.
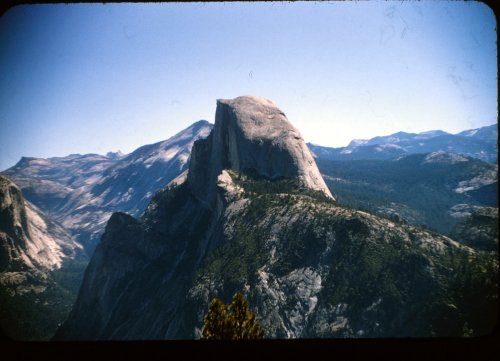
[201,292,265,340]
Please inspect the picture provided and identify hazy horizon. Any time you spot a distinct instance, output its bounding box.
[0,1,497,170]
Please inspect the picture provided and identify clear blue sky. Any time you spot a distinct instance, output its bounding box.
[0,1,497,170]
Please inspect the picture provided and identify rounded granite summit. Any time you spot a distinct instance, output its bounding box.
[188,96,334,202]
[216,96,293,141]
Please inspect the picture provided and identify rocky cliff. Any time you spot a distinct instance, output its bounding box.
[188,96,333,207]
[0,175,87,340]
[55,97,497,340]
[0,176,82,272]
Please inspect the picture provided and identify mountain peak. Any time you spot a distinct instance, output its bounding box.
[215,96,290,141]
[14,156,38,168]
[217,95,278,109]
[106,150,125,159]
[187,96,333,205]
[186,119,212,130]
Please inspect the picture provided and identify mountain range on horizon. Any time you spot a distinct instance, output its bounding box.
[0,97,497,340]
[2,120,213,255]
[2,121,496,174]
[308,123,497,163]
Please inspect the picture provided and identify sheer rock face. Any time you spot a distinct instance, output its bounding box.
[0,176,30,270]
[0,175,82,272]
[188,96,333,206]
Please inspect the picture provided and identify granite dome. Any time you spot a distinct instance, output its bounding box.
[187,96,333,204]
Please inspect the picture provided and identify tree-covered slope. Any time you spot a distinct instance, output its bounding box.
[316,152,498,235]
[189,173,498,338]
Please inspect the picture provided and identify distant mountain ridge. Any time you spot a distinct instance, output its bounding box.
[308,124,498,163]
[2,120,213,254]
[347,129,450,147]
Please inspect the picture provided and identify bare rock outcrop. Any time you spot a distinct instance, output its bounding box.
[188,96,333,207]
